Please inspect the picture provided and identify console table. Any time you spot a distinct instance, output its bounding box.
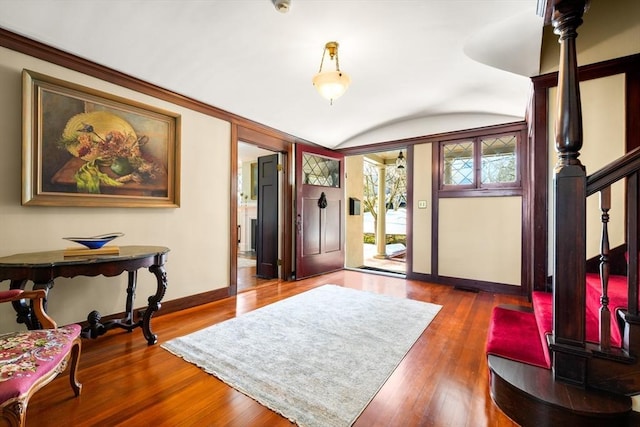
[0,245,169,345]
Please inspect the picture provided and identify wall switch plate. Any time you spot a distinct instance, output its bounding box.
[418,200,427,209]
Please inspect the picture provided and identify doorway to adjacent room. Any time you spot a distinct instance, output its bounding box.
[237,141,282,292]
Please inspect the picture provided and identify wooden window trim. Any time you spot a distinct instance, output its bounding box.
[439,130,523,196]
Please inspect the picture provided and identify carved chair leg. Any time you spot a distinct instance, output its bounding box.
[1,400,25,427]
[68,338,82,397]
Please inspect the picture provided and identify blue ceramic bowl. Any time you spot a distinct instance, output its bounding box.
[63,232,124,249]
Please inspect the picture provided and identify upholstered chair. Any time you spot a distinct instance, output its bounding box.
[0,289,82,426]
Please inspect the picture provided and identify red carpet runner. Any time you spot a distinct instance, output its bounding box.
[486,306,550,369]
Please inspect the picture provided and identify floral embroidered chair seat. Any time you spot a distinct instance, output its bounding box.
[0,289,81,427]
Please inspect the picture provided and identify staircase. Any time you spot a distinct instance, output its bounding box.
[487,273,635,426]
[486,144,640,424]
[486,146,640,425]
[485,2,640,425]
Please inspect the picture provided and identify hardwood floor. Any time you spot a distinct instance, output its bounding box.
[236,264,279,293]
[236,253,280,293]
[26,270,526,426]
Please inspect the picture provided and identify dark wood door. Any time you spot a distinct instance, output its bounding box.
[295,145,344,279]
[256,154,279,279]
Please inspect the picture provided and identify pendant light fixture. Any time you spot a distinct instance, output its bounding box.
[312,41,351,104]
[271,0,291,13]
[396,151,406,169]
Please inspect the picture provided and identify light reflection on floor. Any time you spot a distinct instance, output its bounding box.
[237,243,406,294]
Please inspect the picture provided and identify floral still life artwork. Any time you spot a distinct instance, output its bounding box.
[59,111,162,194]
[22,70,180,208]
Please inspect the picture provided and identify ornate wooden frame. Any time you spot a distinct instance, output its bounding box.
[22,70,181,208]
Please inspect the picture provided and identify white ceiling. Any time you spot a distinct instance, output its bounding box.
[0,0,543,150]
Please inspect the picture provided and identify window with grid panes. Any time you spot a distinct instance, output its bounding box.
[302,153,340,187]
[441,133,519,192]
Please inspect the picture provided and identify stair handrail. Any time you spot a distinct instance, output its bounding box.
[586,145,640,195]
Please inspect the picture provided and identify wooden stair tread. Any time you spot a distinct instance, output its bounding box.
[488,354,632,427]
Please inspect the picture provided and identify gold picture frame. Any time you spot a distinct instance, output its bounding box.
[22,69,181,207]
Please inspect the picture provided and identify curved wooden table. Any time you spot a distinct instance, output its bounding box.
[0,245,169,345]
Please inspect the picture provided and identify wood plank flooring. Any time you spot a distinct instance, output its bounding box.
[26,270,526,426]
[236,263,279,293]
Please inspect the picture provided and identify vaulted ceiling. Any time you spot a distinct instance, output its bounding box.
[0,1,543,149]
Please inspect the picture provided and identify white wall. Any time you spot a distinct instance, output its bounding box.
[438,197,522,286]
[410,141,520,285]
[539,0,640,74]
[0,46,231,333]
[238,161,257,252]
[412,144,432,274]
[344,155,364,268]
[546,73,627,273]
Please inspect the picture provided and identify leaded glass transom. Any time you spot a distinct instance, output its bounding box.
[481,135,517,184]
[302,153,340,187]
[443,141,474,185]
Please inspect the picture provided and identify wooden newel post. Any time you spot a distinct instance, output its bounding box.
[550,0,590,387]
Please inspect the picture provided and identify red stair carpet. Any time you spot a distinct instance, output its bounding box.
[486,306,550,369]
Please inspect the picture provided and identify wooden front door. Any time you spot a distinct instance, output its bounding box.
[256,153,279,279]
[295,145,344,279]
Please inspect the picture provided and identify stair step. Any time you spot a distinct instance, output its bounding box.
[488,354,633,427]
[486,305,550,369]
[532,291,553,354]
[532,289,624,348]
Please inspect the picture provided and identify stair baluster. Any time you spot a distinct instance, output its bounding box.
[621,171,640,357]
[627,171,639,318]
[599,187,611,350]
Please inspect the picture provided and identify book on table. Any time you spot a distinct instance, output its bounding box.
[63,246,120,257]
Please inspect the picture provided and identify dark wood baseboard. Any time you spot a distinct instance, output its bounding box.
[77,286,230,330]
[408,272,525,296]
[160,287,231,313]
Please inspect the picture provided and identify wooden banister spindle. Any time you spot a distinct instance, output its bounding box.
[628,172,640,317]
[599,186,611,350]
[622,171,640,356]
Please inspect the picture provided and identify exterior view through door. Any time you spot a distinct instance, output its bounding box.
[344,150,407,276]
[362,151,407,274]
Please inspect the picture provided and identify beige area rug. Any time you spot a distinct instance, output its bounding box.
[162,285,441,427]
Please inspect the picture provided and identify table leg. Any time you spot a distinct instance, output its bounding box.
[10,279,29,327]
[124,270,137,325]
[10,279,53,329]
[143,264,167,345]
[84,271,140,338]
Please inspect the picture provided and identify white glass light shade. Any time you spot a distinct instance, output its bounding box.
[312,70,351,102]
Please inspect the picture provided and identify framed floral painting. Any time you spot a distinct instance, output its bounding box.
[22,70,181,207]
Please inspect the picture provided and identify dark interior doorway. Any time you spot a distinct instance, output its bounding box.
[237,142,280,292]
